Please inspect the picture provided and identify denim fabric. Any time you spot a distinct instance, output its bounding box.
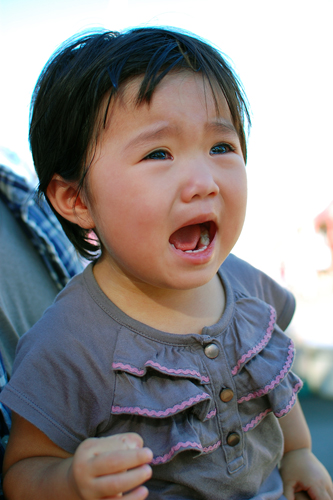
[0,164,83,291]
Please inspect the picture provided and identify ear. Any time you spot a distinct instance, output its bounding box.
[46,174,95,229]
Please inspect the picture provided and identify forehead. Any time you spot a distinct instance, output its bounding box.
[102,71,234,133]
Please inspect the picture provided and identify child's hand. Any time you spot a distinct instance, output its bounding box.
[68,433,153,499]
[280,448,333,500]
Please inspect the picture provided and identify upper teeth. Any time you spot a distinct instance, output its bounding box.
[200,228,210,246]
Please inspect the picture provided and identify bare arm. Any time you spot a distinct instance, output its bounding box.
[3,412,153,500]
[279,398,311,454]
[279,399,333,500]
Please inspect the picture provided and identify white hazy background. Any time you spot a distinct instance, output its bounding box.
[1,0,333,277]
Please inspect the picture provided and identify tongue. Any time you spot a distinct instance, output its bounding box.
[169,224,201,251]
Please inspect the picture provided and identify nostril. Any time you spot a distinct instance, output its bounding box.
[209,181,220,197]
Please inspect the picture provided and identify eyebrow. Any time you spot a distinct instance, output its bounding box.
[125,124,181,150]
[205,120,238,136]
[124,119,238,151]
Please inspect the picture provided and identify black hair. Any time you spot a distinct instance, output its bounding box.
[29,26,251,259]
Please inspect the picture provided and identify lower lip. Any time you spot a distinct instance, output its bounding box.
[169,236,216,265]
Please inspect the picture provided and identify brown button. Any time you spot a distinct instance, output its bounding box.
[227,432,240,447]
[204,344,219,359]
[220,388,234,403]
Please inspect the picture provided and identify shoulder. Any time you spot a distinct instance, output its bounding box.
[2,264,119,452]
[221,254,295,330]
[12,264,116,371]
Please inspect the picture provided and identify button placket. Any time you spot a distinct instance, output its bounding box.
[202,340,244,471]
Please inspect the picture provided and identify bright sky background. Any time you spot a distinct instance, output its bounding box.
[1,0,333,275]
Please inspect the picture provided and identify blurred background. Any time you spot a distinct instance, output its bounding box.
[1,0,332,474]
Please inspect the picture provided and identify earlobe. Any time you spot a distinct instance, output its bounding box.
[46,174,95,229]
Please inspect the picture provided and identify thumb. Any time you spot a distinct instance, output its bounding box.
[283,482,296,500]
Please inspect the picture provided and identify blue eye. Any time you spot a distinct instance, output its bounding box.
[144,149,171,160]
[210,143,234,155]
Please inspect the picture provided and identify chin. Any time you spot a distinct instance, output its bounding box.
[161,267,220,292]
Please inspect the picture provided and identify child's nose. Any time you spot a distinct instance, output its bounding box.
[180,160,220,203]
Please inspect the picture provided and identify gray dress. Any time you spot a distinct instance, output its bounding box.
[0,255,301,499]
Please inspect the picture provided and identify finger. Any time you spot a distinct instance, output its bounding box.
[323,484,333,500]
[327,479,333,499]
[96,486,149,500]
[283,484,295,500]
[106,433,145,451]
[123,485,149,500]
[84,433,145,455]
[93,463,152,498]
[76,433,146,465]
[118,485,149,500]
[307,482,333,500]
[89,447,153,476]
[295,493,311,500]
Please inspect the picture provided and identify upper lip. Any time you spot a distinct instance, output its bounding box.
[172,212,218,232]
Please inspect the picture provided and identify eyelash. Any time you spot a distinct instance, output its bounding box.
[143,149,172,161]
[210,143,235,155]
[143,142,235,161]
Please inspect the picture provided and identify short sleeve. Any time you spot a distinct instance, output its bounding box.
[0,278,115,454]
[222,254,296,330]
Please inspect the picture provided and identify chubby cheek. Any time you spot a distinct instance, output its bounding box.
[88,178,163,257]
[221,170,247,245]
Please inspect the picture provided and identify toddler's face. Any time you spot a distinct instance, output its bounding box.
[85,71,247,292]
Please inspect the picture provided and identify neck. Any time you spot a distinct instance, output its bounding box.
[93,262,225,335]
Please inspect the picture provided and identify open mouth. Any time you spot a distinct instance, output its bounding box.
[169,221,216,254]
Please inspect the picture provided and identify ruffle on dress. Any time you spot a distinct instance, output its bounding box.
[223,294,303,432]
[110,329,221,464]
[109,294,302,465]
